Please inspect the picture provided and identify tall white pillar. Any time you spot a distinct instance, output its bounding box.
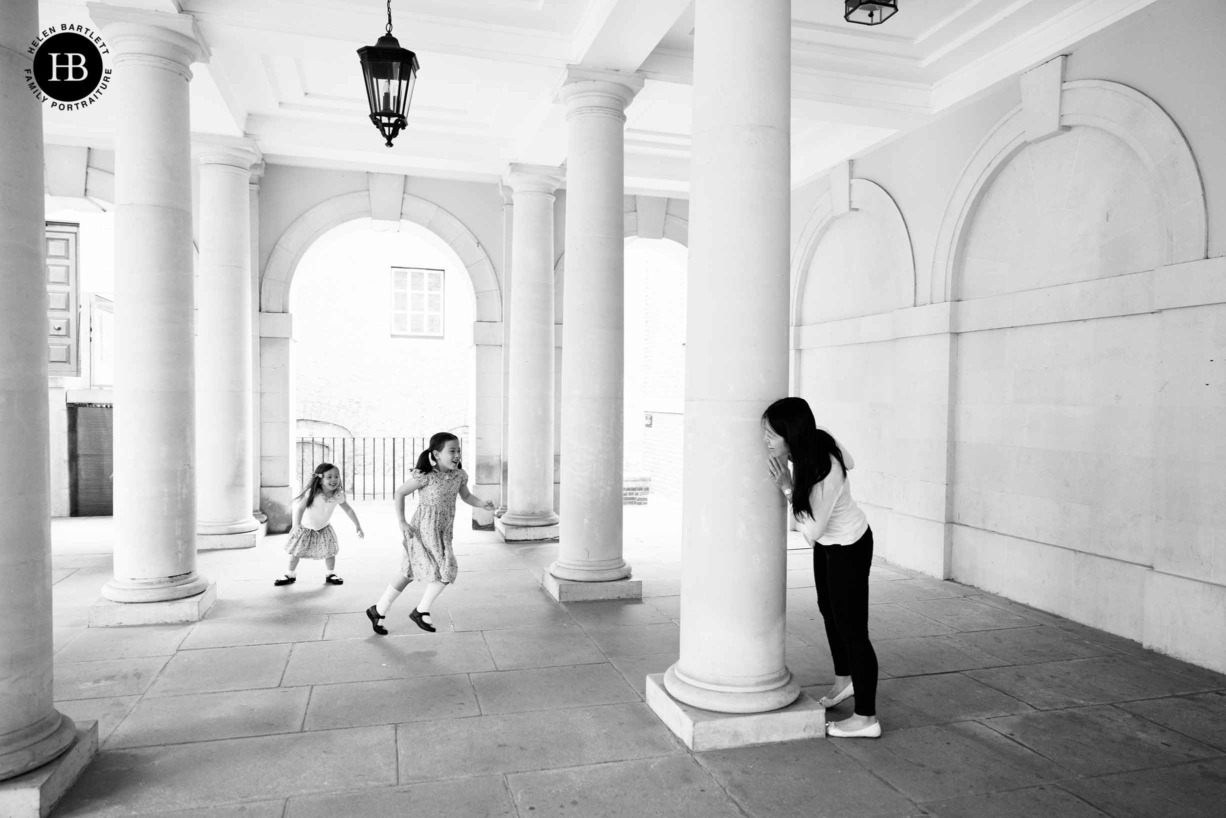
[0,0,87,787]
[195,137,262,550]
[548,68,643,601]
[92,8,213,611]
[250,162,266,524]
[658,0,805,720]
[259,311,294,533]
[496,165,564,542]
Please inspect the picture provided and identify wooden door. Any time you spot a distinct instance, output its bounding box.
[69,404,113,517]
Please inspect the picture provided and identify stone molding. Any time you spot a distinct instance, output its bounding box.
[793,256,1226,350]
[929,78,1208,305]
[259,191,501,323]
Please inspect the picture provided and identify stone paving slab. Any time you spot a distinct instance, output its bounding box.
[470,662,640,715]
[52,725,397,817]
[875,635,1010,677]
[150,803,286,818]
[1116,690,1226,750]
[981,704,1222,777]
[145,643,292,698]
[831,722,1073,803]
[875,672,1035,729]
[561,599,672,628]
[107,687,312,749]
[396,703,684,782]
[53,696,141,744]
[922,785,1110,818]
[180,613,329,649]
[607,652,677,697]
[950,624,1116,665]
[285,776,517,818]
[581,622,680,657]
[868,579,972,604]
[897,596,1043,630]
[697,738,919,818]
[869,603,959,639]
[54,656,171,701]
[507,755,747,818]
[480,624,607,670]
[446,601,576,632]
[966,654,1219,709]
[281,631,496,685]
[304,674,480,730]
[1058,757,1226,818]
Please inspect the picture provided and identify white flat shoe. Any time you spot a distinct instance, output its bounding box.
[826,720,881,739]
[819,682,854,708]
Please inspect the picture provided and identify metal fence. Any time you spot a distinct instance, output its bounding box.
[296,436,446,501]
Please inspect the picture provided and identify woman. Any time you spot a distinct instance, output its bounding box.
[763,397,881,738]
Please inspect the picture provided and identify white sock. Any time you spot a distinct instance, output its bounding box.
[285,570,296,578]
[376,585,402,616]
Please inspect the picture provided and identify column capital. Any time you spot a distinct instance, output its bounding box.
[556,66,644,114]
[87,3,209,70]
[192,135,262,172]
[502,163,564,195]
[249,160,267,188]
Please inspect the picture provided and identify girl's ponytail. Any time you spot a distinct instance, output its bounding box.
[295,461,337,508]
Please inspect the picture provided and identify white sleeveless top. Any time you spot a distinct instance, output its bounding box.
[300,490,346,530]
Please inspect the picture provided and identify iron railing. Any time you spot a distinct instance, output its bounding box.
[297,436,458,501]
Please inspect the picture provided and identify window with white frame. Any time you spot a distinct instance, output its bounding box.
[392,266,444,337]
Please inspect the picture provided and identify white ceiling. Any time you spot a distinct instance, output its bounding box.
[40,0,1161,195]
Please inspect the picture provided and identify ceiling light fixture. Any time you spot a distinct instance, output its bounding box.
[357,0,420,147]
[844,1,899,26]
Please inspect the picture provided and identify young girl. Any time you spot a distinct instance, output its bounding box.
[763,397,881,739]
[365,433,494,635]
[276,462,364,586]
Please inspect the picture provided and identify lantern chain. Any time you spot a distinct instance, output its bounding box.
[386,0,393,35]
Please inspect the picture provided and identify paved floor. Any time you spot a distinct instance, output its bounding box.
[46,501,1226,817]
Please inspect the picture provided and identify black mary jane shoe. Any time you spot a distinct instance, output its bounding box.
[325,574,344,585]
[273,574,296,586]
[408,608,436,633]
[366,605,388,635]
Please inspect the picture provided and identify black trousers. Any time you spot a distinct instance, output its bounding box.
[813,526,878,717]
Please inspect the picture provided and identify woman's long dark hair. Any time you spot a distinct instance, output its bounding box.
[762,397,846,519]
[295,462,339,508]
[415,432,460,474]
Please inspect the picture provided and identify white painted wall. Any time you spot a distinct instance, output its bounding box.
[792,0,1226,673]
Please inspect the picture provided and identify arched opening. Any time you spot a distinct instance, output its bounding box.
[288,217,477,523]
[624,236,687,536]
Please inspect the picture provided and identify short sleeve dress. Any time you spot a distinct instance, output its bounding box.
[401,468,466,583]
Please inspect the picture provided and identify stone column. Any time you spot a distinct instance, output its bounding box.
[250,162,267,525]
[195,137,262,550]
[496,165,564,542]
[548,68,643,602]
[0,0,91,789]
[91,7,215,621]
[647,0,823,748]
[259,312,294,533]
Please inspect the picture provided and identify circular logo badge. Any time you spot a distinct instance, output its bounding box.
[32,32,105,102]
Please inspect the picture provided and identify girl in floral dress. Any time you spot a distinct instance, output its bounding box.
[366,432,495,635]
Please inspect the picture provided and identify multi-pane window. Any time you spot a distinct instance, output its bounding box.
[391,266,444,337]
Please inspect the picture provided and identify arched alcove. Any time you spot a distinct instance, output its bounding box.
[790,179,915,328]
[930,80,1207,304]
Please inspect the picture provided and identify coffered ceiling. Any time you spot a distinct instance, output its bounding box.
[40,0,1160,195]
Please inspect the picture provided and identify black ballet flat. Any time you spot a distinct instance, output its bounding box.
[366,605,388,636]
[273,574,296,586]
[409,608,436,633]
[325,574,344,585]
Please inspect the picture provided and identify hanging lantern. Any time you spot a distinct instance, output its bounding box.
[357,0,420,147]
[844,1,899,26]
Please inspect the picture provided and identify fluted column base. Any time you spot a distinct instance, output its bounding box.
[100,572,211,604]
[548,556,631,583]
[495,514,559,543]
[197,516,261,551]
[647,674,824,751]
[91,580,217,626]
[662,662,800,714]
[0,720,97,817]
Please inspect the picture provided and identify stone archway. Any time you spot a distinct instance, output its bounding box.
[257,191,503,530]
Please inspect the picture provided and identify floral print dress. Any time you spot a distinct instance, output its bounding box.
[401,468,465,583]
